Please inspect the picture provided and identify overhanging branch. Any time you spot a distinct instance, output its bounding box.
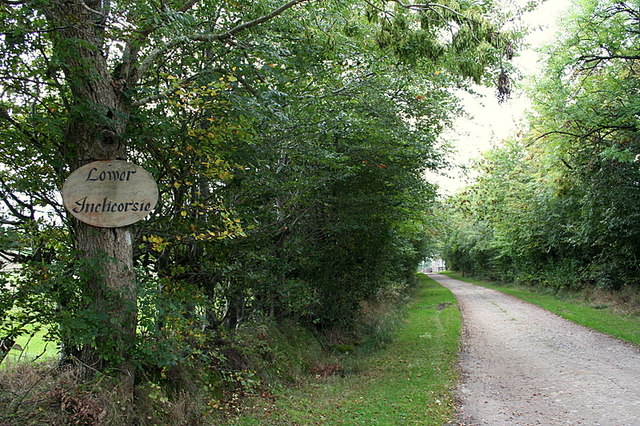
[134,0,313,82]
[389,0,465,19]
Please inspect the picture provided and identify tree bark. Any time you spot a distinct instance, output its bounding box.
[44,1,136,397]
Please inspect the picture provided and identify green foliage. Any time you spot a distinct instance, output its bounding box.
[443,0,640,292]
[0,0,517,414]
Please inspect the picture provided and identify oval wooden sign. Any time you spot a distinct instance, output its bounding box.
[62,160,159,228]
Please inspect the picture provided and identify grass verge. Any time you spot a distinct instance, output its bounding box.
[232,274,461,425]
[440,271,640,346]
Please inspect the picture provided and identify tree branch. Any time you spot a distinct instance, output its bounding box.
[389,0,465,19]
[79,0,104,16]
[134,0,313,82]
[0,25,70,36]
[0,192,34,222]
[0,107,44,149]
[131,72,205,107]
[560,158,574,170]
[118,0,203,86]
[579,54,640,63]
[218,0,312,38]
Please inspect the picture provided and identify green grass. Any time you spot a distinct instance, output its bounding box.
[233,274,461,425]
[1,327,58,369]
[440,271,640,346]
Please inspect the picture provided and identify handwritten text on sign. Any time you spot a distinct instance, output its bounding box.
[62,160,159,228]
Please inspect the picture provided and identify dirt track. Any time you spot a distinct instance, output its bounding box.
[429,273,640,425]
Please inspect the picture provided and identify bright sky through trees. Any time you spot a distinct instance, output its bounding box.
[432,0,572,194]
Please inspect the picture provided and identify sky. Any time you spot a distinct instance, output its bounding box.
[430,0,573,195]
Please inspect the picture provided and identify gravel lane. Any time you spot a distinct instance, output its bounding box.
[429,273,640,426]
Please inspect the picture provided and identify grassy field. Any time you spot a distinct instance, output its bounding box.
[233,274,461,425]
[1,327,58,368]
[440,271,640,346]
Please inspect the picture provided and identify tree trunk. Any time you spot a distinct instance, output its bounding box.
[44,1,137,398]
[75,225,136,380]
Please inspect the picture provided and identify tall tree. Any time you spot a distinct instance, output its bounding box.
[2,0,327,397]
[0,0,517,402]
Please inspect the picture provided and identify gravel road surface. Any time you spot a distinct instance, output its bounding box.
[429,273,640,425]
